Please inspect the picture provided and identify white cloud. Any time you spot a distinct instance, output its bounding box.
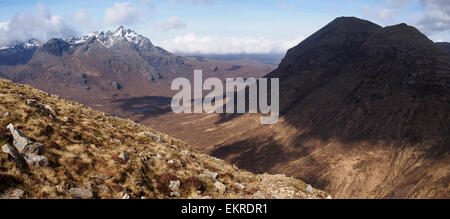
[172,0,216,5]
[0,22,8,31]
[362,0,450,38]
[156,16,186,31]
[139,0,156,9]
[104,2,141,26]
[363,7,399,24]
[0,3,77,47]
[415,0,450,34]
[389,0,414,8]
[72,9,92,26]
[276,2,296,10]
[362,0,414,25]
[157,33,304,54]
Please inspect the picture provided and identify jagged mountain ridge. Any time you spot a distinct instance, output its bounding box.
[1,26,188,99]
[67,26,153,49]
[0,26,274,105]
[0,39,41,66]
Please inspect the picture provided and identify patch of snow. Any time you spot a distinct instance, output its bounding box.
[67,32,104,45]
[1,39,41,50]
[24,39,42,48]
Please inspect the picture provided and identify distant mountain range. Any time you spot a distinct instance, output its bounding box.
[181,53,285,66]
[0,26,274,105]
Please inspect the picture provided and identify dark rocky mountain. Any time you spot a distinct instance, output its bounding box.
[269,17,449,135]
[235,17,449,198]
[40,38,71,56]
[436,42,450,54]
[0,27,273,104]
[148,17,449,198]
[0,39,41,66]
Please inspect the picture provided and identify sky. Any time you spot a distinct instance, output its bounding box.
[0,0,449,54]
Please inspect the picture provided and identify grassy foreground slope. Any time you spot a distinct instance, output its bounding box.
[0,78,328,199]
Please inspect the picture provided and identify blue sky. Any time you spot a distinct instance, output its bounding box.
[0,0,449,54]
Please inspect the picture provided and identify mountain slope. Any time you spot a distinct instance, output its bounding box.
[154,17,450,199]
[436,42,450,54]
[253,18,450,198]
[0,78,327,199]
[0,39,41,66]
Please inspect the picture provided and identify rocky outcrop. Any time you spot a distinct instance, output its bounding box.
[68,188,94,199]
[2,123,48,168]
[25,99,57,118]
[214,181,226,194]
[0,189,24,199]
[169,180,181,197]
[199,169,219,181]
[119,151,130,162]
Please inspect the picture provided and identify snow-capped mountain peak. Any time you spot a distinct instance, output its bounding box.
[1,27,152,51]
[67,32,98,44]
[113,26,126,37]
[66,27,152,49]
[24,39,42,48]
[110,26,151,48]
[0,39,42,51]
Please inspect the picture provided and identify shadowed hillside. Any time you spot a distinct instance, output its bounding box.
[143,17,450,199]
[436,42,450,54]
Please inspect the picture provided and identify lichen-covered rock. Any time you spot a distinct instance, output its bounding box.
[234,183,245,190]
[119,151,130,162]
[44,105,56,115]
[25,99,38,107]
[0,189,24,199]
[3,124,48,167]
[169,180,181,197]
[199,169,218,181]
[24,153,49,167]
[2,144,21,159]
[21,142,44,155]
[214,181,227,194]
[68,188,93,199]
[7,123,31,153]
